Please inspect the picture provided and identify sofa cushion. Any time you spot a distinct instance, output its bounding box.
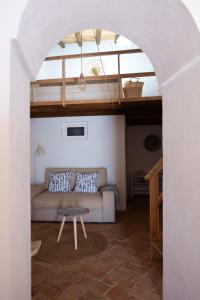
[32,191,103,210]
[45,168,107,190]
[74,172,98,193]
[48,171,72,192]
[62,192,102,209]
[45,169,74,190]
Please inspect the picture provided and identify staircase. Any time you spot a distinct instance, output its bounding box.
[145,158,163,259]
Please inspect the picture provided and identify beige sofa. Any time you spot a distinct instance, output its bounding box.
[31,167,115,222]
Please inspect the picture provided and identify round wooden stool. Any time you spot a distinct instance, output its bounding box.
[57,207,89,250]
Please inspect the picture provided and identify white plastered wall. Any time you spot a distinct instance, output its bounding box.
[31,115,126,210]
[126,125,162,196]
[126,125,162,174]
[162,60,200,300]
[0,0,200,299]
[0,2,32,299]
[9,40,31,300]
[0,39,31,299]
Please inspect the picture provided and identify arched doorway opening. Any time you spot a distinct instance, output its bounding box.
[30,29,163,298]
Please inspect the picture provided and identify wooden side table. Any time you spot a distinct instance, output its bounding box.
[57,207,89,250]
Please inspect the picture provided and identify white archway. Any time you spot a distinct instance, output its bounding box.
[1,1,200,299]
[18,0,200,83]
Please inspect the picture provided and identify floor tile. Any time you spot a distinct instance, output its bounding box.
[31,206,162,300]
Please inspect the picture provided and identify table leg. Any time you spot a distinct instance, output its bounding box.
[80,216,87,239]
[73,216,77,250]
[57,216,66,243]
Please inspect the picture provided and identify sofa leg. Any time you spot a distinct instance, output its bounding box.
[57,216,66,242]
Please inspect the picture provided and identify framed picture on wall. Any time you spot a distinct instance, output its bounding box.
[62,122,88,140]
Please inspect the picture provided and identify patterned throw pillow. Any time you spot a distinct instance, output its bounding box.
[74,172,98,193]
[48,171,72,192]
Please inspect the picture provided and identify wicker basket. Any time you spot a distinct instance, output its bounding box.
[123,80,144,99]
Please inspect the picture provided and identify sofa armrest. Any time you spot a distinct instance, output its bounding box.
[31,184,46,199]
[102,190,115,222]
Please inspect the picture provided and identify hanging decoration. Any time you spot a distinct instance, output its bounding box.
[93,29,115,109]
[77,32,87,91]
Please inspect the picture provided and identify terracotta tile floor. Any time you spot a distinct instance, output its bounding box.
[32,207,162,299]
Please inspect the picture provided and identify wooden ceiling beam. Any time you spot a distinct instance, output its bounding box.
[62,30,117,44]
[114,33,120,43]
[75,32,82,47]
[126,117,162,126]
[95,29,102,45]
[58,41,65,48]
[30,99,162,126]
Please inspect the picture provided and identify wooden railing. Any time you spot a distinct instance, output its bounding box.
[145,158,163,259]
[30,48,157,105]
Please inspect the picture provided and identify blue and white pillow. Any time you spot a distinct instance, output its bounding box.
[48,171,72,192]
[74,172,98,193]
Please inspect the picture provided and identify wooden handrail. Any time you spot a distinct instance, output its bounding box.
[45,48,143,61]
[31,48,158,105]
[144,158,163,181]
[31,72,156,87]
